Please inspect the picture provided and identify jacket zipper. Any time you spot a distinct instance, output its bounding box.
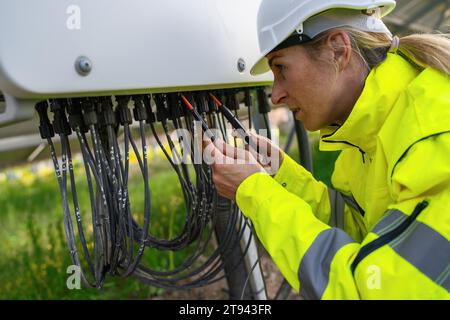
[351,200,429,274]
[321,135,366,163]
[340,193,366,217]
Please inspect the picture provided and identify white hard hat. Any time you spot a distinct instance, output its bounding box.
[250,0,397,75]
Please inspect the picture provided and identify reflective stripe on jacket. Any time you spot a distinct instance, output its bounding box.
[236,54,450,299]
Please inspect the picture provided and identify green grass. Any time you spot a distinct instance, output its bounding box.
[0,134,339,299]
[0,158,187,299]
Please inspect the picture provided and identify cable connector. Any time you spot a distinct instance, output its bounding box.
[66,99,88,133]
[81,98,98,126]
[35,101,55,139]
[116,96,132,125]
[225,91,240,111]
[131,95,148,122]
[256,87,270,114]
[195,93,209,114]
[99,97,117,127]
[244,88,253,108]
[154,94,169,122]
[167,93,182,119]
[142,94,156,124]
[50,99,72,135]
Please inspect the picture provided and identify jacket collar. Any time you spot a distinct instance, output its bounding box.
[319,54,420,155]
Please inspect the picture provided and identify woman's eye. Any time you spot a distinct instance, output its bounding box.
[274,64,285,74]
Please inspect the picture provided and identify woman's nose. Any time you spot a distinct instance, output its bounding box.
[270,82,287,105]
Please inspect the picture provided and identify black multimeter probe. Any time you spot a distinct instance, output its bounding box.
[209,93,258,152]
[180,94,217,142]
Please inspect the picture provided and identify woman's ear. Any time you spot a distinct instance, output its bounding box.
[325,31,352,72]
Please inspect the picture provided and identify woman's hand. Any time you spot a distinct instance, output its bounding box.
[203,138,265,201]
[245,132,284,176]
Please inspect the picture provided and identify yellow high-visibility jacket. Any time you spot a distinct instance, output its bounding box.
[236,54,450,299]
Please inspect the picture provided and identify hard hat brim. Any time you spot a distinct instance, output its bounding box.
[250,56,271,76]
[250,1,397,76]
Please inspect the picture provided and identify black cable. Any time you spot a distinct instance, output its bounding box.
[39,92,258,292]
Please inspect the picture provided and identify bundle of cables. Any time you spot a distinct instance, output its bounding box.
[34,88,272,291]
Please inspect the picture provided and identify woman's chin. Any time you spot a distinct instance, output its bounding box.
[299,118,321,132]
[293,111,320,131]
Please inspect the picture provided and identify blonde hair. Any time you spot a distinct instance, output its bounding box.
[304,27,450,76]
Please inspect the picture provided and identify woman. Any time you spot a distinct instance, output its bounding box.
[205,0,450,299]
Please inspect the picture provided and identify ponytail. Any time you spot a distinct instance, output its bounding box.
[305,28,450,76]
[396,33,450,76]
